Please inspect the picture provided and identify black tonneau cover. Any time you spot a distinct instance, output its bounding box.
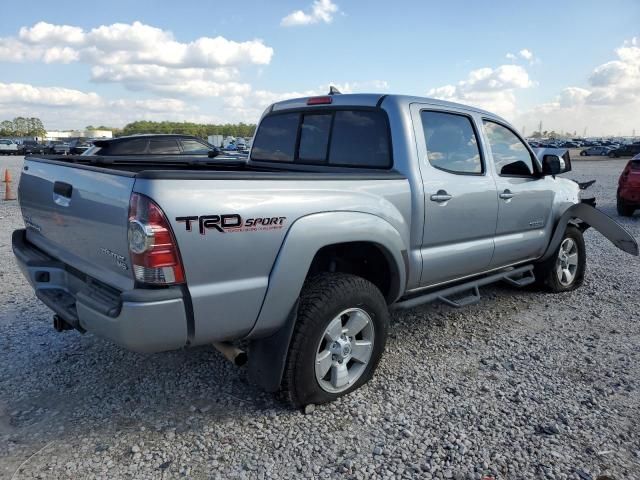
[26,155,406,180]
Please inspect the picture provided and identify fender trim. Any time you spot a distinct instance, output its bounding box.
[540,203,638,262]
[248,211,408,338]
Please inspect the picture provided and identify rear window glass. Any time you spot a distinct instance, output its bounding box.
[251,109,391,168]
[299,114,331,162]
[251,113,299,162]
[329,111,390,167]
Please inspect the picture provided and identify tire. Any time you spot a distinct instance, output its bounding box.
[617,195,635,217]
[534,225,586,293]
[281,273,389,408]
[609,151,617,158]
[580,150,587,156]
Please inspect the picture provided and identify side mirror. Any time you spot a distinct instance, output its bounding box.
[208,147,221,158]
[542,150,571,176]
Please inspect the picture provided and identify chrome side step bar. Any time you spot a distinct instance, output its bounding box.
[393,265,535,310]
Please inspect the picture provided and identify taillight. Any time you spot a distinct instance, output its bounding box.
[307,96,333,105]
[128,193,185,285]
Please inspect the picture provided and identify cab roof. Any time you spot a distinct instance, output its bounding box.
[270,93,506,123]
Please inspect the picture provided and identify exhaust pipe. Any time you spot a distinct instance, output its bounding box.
[212,342,247,366]
[53,315,74,332]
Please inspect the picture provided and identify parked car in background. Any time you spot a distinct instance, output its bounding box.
[20,140,47,155]
[68,138,93,155]
[82,134,220,157]
[561,142,580,148]
[580,146,612,156]
[617,154,640,217]
[0,139,19,155]
[46,141,70,155]
[608,143,640,158]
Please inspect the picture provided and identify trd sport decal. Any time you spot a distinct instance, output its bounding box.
[176,214,286,235]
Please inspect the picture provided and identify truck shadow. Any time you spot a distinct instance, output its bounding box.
[0,280,545,445]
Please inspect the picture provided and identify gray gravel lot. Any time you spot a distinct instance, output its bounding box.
[0,156,639,480]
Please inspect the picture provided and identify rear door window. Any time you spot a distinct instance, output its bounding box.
[421,111,483,174]
[251,109,392,168]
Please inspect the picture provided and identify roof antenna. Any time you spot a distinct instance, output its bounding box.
[328,85,341,95]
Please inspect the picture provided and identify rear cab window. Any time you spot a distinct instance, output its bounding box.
[251,109,392,169]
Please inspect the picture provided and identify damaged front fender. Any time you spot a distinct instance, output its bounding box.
[540,203,639,262]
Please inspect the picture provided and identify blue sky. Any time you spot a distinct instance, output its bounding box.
[1,0,639,135]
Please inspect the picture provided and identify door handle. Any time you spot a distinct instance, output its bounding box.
[430,190,452,203]
[499,190,514,200]
[53,181,73,198]
[53,181,73,207]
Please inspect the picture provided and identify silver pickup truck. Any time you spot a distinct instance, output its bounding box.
[12,93,638,407]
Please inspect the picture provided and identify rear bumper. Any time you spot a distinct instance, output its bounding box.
[12,229,189,353]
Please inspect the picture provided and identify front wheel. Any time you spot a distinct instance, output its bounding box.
[281,273,389,408]
[580,150,587,156]
[617,195,635,217]
[534,225,586,293]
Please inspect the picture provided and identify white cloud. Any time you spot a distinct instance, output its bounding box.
[19,22,84,45]
[519,49,533,61]
[0,21,274,103]
[427,64,533,117]
[0,82,220,129]
[506,49,537,65]
[514,37,640,136]
[6,21,274,68]
[281,0,339,26]
[0,82,101,107]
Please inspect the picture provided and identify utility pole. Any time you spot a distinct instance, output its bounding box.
[583,127,587,138]
[522,126,526,137]
[538,120,543,137]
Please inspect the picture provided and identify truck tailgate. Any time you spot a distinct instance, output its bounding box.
[19,159,136,291]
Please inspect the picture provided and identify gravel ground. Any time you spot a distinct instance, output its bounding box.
[0,156,639,480]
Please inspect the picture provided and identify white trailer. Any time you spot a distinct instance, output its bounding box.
[207,135,224,148]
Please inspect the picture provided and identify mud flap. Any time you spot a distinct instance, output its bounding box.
[248,301,299,392]
[540,203,639,262]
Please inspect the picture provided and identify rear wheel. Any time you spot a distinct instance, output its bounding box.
[534,225,586,293]
[609,151,617,158]
[580,150,587,156]
[617,194,636,217]
[281,273,389,408]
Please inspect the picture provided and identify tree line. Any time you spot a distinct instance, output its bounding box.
[0,117,46,137]
[0,117,257,140]
[119,121,256,138]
